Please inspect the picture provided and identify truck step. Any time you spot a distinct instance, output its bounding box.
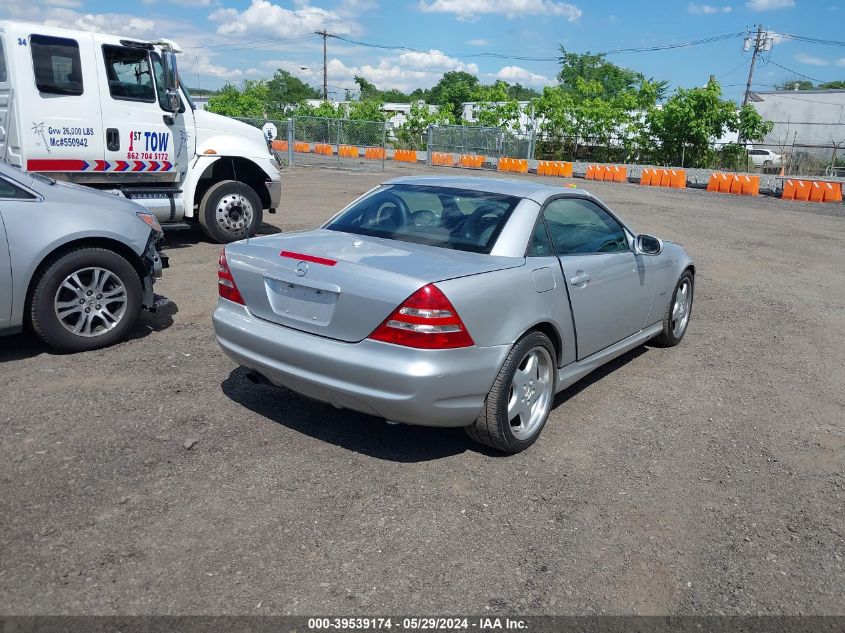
[161,222,193,231]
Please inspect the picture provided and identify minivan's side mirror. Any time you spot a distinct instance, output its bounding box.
[161,51,180,113]
[635,234,662,255]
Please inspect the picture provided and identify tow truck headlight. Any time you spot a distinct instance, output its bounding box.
[137,212,163,235]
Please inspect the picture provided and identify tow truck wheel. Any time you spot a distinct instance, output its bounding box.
[199,180,263,243]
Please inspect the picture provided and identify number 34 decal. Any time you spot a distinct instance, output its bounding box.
[18,38,27,46]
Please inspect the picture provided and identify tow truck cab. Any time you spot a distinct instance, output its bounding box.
[0,21,281,243]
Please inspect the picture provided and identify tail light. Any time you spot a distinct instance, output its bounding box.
[368,284,474,349]
[218,249,245,305]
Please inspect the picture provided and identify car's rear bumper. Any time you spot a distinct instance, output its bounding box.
[213,300,510,427]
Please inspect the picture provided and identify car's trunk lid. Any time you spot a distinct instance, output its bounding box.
[225,229,523,342]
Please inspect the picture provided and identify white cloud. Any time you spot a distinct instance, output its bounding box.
[495,65,553,87]
[745,0,794,11]
[259,49,484,93]
[397,49,479,73]
[795,52,829,66]
[42,9,158,36]
[210,0,359,37]
[688,3,732,14]
[467,38,491,46]
[837,58,845,67]
[419,0,581,22]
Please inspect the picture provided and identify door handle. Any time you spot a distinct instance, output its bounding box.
[569,271,591,286]
[106,128,119,151]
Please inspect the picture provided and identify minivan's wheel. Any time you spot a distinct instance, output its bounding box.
[30,248,142,352]
[763,160,773,166]
[652,270,694,347]
[199,180,263,243]
[466,331,556,454]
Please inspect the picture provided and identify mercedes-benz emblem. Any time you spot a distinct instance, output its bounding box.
[295,261,308,277]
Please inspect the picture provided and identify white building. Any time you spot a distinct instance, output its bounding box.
[749,89,845,147]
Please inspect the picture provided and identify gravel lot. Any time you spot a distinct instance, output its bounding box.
[1,164,842,616]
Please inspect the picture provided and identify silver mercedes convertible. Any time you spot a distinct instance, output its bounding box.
[213,176,694,453]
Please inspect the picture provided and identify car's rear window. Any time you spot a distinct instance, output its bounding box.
[324,184,521,254]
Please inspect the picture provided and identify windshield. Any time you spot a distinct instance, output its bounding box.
[324,184,521,254]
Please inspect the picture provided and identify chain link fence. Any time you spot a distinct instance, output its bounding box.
[231,115,388,170]
[230,114,844,181]
[427,124,533,161]
[534,135,845,179]
[293,116,388,170]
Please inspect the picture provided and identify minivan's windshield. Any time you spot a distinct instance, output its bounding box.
[324,185,521,254]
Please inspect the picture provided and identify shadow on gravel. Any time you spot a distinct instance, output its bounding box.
[161,222,282,250]
[221,366,500,462]
[0,301,178,362]
[552,346,648,407]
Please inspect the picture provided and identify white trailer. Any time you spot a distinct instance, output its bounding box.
[0,21,281,243]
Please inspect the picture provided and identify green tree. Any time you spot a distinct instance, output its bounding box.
[395,101,454,149]
[557,48,667,101]
[348,99,386,121]
[353,76,412,103]
[354,76,381,101]
[206,81,268,118]
[646,80,739,167]
[819,80,845,89]
[266,70,320,114]
[507,83,541,101]
[737,104,773,142]
[532,50,665,160]
[293,100,344,118]
[428,71,480,119]
[472,81,523,130]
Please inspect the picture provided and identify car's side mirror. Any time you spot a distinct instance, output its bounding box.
[635,234,662,255]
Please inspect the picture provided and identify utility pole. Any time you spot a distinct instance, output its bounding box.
[739,25,773,142]
[315,29,330,101]
[741,25,764,110]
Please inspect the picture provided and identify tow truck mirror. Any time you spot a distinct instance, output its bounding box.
[161,50,180,113]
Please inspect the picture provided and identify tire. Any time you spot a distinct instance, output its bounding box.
[651,270,694,348]
[198,180,263,243]
[465,331,556,454]
[30,248,142,352]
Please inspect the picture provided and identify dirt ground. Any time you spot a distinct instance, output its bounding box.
[1,163,842,615]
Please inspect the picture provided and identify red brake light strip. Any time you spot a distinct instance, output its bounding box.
[280,251,337,267]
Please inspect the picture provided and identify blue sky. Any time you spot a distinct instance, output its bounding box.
[3,0,844,100]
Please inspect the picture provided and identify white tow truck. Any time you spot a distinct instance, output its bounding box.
[0,21,281,243]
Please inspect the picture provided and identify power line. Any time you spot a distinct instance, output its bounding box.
[601,32,744,55]
[763,59,824,83]
[327,31,746,63]
[779,33,845,47]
